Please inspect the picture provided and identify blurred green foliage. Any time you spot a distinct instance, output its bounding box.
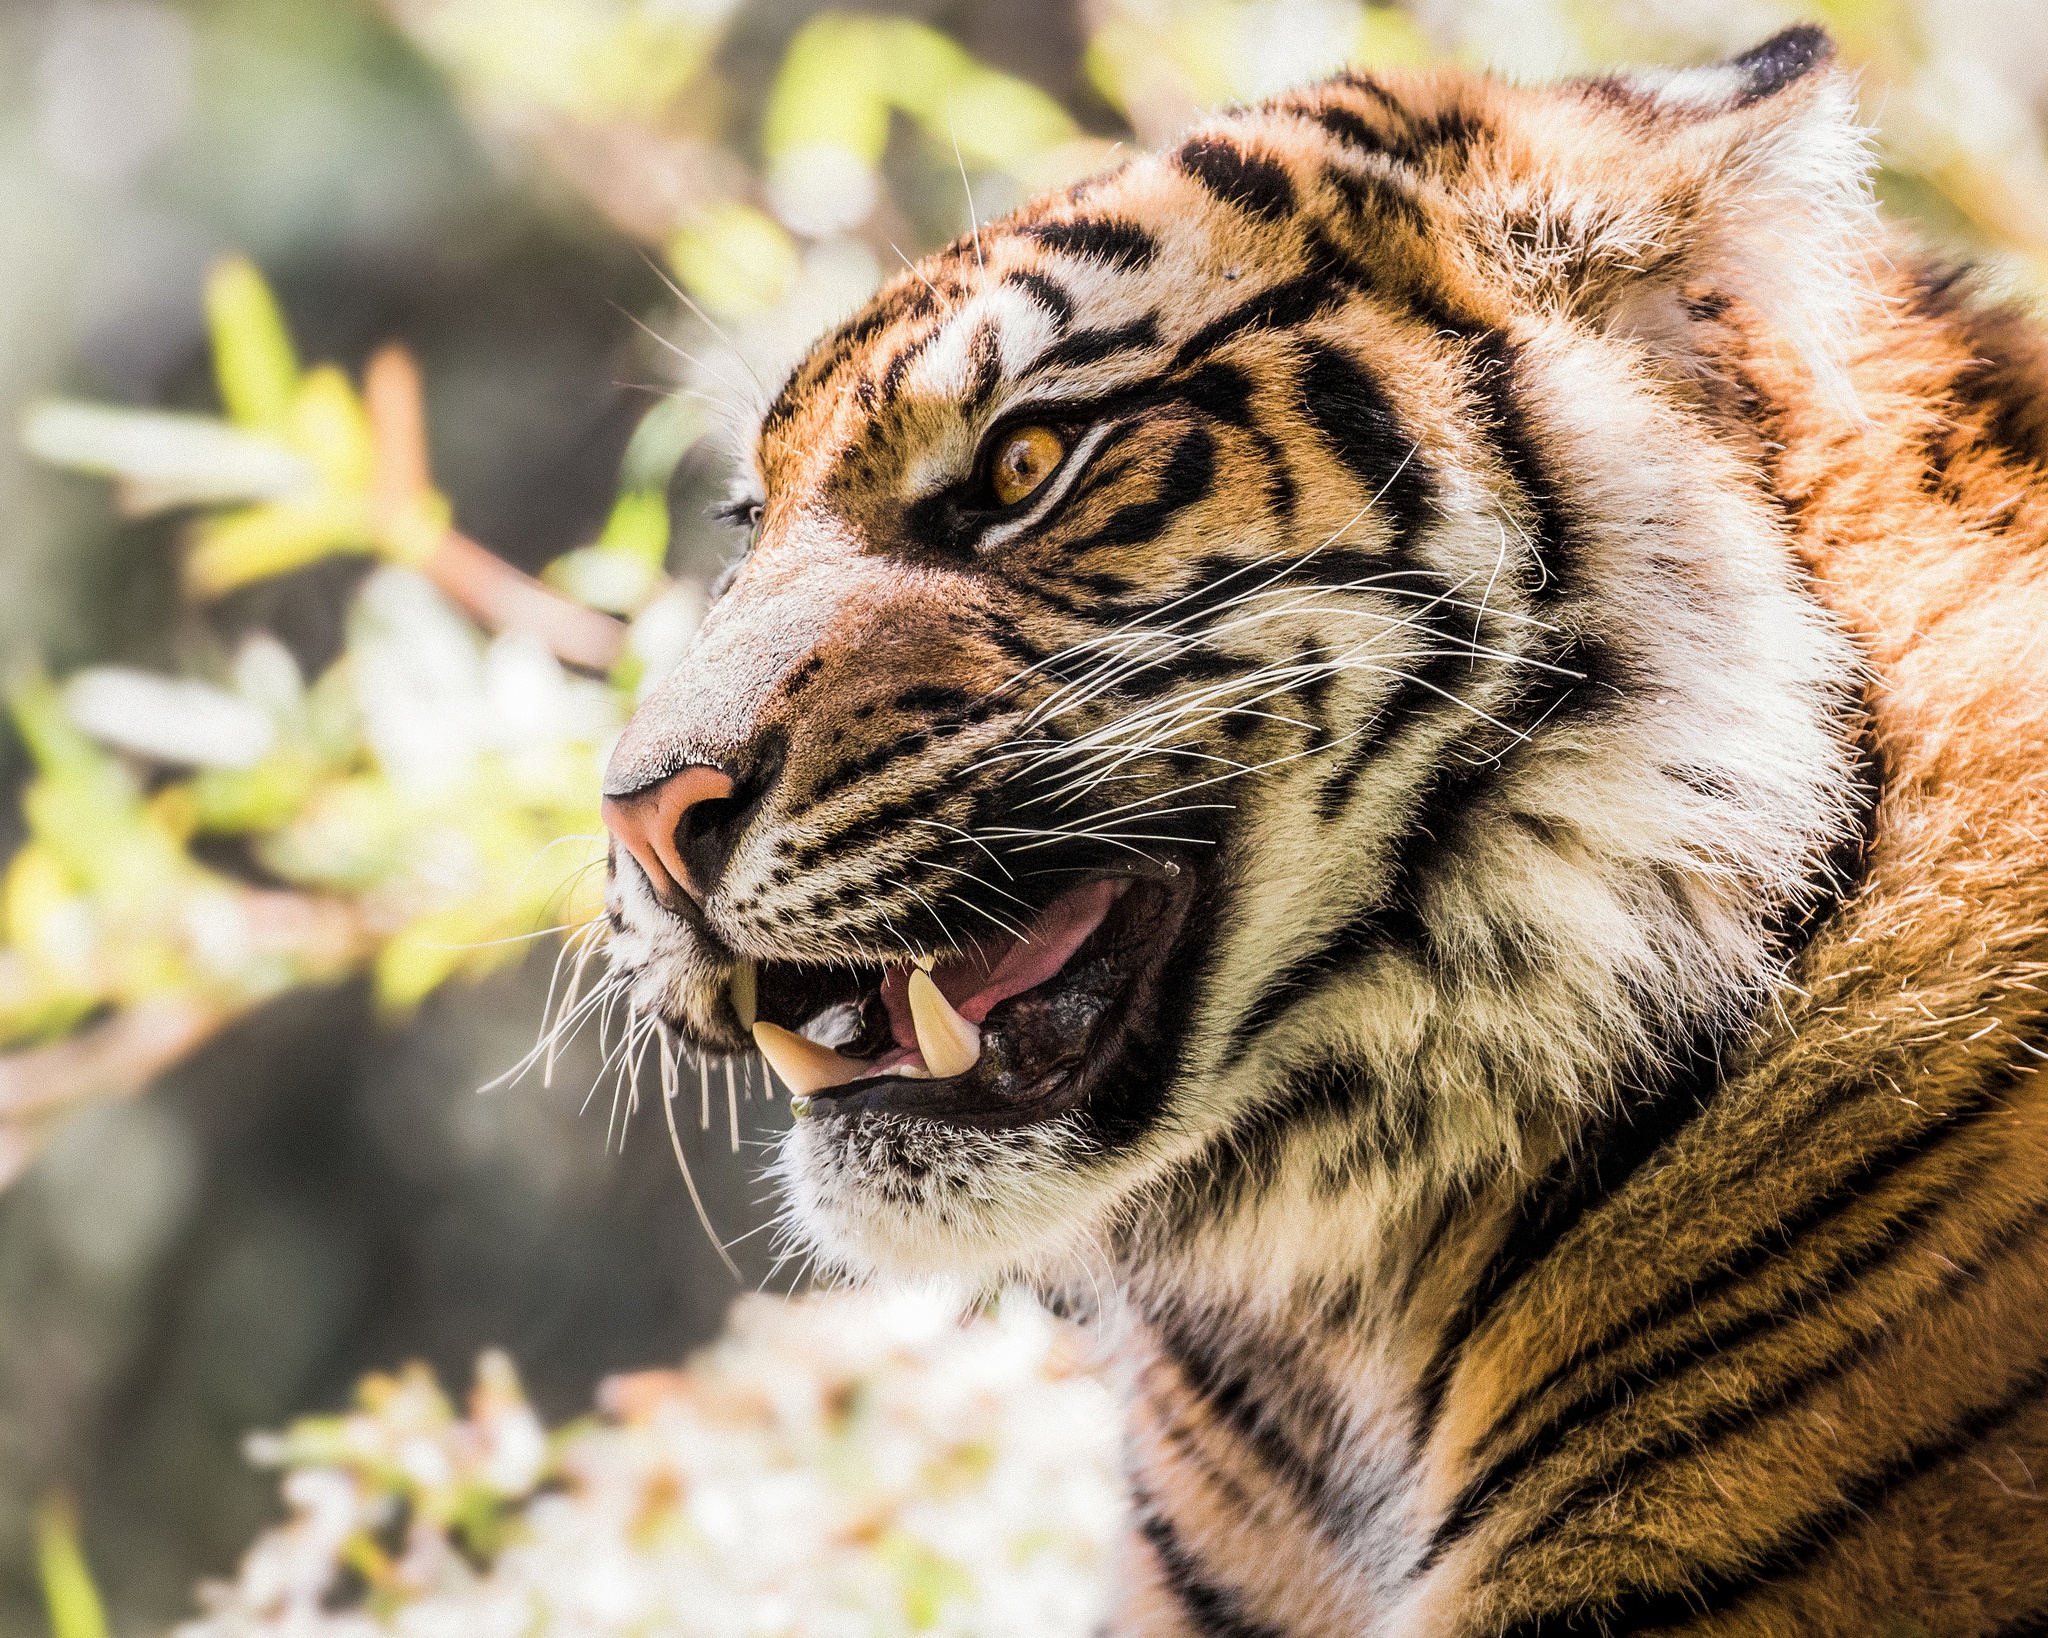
[35,1498,109,1638]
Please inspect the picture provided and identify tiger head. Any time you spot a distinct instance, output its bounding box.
[600,28,1870,1289]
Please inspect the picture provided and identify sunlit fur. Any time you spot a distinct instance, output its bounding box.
[599,26,2048,1632]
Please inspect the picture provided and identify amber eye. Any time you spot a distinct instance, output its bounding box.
[989,424,1065,508]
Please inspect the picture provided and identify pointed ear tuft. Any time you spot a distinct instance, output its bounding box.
[1607,24,1837,116]
[1463,26,1876,409]
[1727,25,1835,107]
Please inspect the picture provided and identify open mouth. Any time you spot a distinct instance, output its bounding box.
[735,872,1189,1130]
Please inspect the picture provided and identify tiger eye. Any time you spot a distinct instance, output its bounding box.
[990,425,1065,507]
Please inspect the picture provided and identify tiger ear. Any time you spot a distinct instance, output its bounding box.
[1473,26,1877,401]
[1604,24,1841,116]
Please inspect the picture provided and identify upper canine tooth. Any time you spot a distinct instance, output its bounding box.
[752,1021,866,1096]
[907,969,982,1079]
[729,959,758,1029]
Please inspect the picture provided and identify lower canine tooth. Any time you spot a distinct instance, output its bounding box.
[752,1021,866,1096]
[907,969,982,1079]
[729,959,758,1029]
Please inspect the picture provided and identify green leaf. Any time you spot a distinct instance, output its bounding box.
[598,488,670,567]
[206,256,301,434]
[35,1497,109,1638]
[764,15,1076,171]
[184,498,376,599]
[875,1529,971,1632]
[543,544,663,616]
[1356,6,1431,68]
[618,393,707,494]
[19,400,308,513]
[288,365,376,496]
[762,14,901,164]
[667,202,799,317]
[7,667,119,784]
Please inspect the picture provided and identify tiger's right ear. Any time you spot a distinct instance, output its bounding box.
[1462,26,1878,404]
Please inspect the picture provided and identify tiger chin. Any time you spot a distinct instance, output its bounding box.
[598,26,2048,1635]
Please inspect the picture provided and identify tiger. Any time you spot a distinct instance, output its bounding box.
[595,24,2048,1634]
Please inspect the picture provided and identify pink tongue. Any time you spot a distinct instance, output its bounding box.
[880,878,1127,1049]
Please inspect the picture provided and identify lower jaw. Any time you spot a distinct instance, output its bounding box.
[789,874,1190,1132]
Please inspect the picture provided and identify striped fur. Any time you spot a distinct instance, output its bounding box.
[601,27,2048,1633]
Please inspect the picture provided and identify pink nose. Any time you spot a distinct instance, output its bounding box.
[601,765,734,907]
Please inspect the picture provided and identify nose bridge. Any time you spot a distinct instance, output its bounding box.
[604,522,876,800]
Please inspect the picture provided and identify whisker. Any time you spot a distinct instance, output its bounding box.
[661,1031,741,1281]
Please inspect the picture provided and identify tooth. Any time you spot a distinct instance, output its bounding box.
[751,1021,866,1096]
[729,959,757,1029]
[907,969,982,1079]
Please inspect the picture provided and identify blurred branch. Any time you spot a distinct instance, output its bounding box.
[0,1000,222,1191]
[0,889,369,1189]
[426,530,626,672]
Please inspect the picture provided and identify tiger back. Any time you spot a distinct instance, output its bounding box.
[597,25,2048,1634]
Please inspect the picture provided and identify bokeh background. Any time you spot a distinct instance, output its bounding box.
[1,0,2044,1630]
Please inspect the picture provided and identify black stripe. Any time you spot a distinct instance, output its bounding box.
[1398,1038,1727,1447]
[1175,136,1297,222]
[1153,1313,1335,1505]
[1322,161,1429,238]
[1022,216,1158,271]
[1307,644,1470,825]
[1434,1140,1998,1559]
[1166,1059,1366,1223]
[1524,1168,2048,1532]
[1079,426,1215,553]
[879,329,936,403]
[1135,1494,1288,1638]
[1306,102,1388,156]
[1171,276,1342,373]
[1151,1286,1419,1543]
[964,319,1002,414]
[1487,1348,2048,1638]
[1297,341,1438,541]
[1462,331,1577,603]
[1178,361,1257,425]
[1036,314,1160,372]
[1245,688,1513,1044]
[1462,1036,1953,1504]
[1001,268,1074,329]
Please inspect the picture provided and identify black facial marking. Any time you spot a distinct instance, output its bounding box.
[1296,343,1438,540]
[1322,161,1429,239]
[1037,314,1161,373]
[1082,426,1216,553]
[965,319,1002,414]
[1002,268,1076,330]
[1177,362,1258,426]
[880,329,936,403]
[1023,216,1159,271]
[1175,136,1299,222]
[1462,331,1577,602]
[1171,276,1342,374]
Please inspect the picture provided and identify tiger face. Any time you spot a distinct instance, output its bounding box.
[601,29,1867,1286]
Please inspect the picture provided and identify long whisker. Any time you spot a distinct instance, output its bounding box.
[662,1032,741,1281]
